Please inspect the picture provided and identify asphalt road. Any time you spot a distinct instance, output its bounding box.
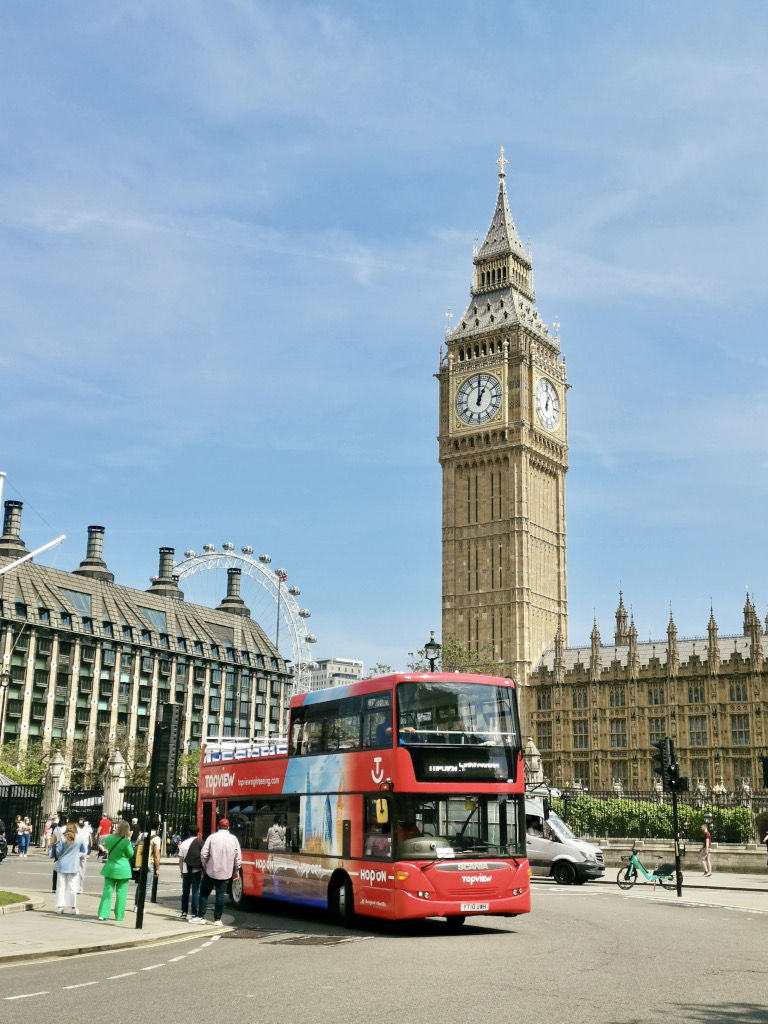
[3,882,768,1024]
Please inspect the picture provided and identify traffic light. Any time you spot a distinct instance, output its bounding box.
[652,737,674,791]
[669,763,690,792]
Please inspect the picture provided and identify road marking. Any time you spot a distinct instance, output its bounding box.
[64,981,99,989]
[167,956,187,962]
[141,964,166,971]
[107,972,137,979]
[5,992,50,1000]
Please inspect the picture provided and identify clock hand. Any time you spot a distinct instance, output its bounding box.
[476,387,486,406]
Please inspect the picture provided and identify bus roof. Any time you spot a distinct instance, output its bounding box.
[289,672,516,710]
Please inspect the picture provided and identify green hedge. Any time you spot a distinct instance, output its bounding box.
[550,795,754,844]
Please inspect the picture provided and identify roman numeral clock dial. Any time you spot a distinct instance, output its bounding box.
[534,377,560,432]
[456,373,502,425]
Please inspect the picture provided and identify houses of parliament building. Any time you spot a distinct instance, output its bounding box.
[438,151,768,793]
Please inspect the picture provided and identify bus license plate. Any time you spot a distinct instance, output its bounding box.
[460,902,489,912]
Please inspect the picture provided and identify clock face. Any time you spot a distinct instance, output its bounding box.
[535,377,560,431]
[456,373,502,425]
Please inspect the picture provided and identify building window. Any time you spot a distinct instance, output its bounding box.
[690,758,709,784]
[648,717,666,746]
[648,685,665,706]
[541,761,553,782]
[729,680,748,702]
[537,688,552,711]
[733,758,752,786]
[536,721,553,750]
[572,761,590,788]
[572,687,588,710]
[689,715,708,748]
[573,720,589,750]
[611,761,629,785]
[609,686,625,708]
[610,719,627,749]
[731,715,750,746]
[688,682,705,704]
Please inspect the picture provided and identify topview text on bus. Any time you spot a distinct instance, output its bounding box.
[197,671,531,928]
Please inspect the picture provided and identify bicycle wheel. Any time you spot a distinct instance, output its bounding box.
[659,872,680,891]
[617,865,636,890]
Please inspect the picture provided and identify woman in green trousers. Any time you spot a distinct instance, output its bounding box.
[98,819,134,921]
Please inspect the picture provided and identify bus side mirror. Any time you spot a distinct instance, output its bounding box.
[375,799,388,824]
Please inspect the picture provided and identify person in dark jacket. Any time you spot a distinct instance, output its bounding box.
[178,825,203,921]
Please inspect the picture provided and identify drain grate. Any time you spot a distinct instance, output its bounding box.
[221,928,281,939]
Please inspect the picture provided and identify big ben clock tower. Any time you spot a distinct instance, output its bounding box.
[438,149,568,685]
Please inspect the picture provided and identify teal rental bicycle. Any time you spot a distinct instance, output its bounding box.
[617,845,682,891]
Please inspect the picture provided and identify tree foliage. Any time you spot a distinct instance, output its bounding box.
[363,663,395,679]
[407,636,499,675]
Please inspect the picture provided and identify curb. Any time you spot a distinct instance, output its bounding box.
[0,899,45,915]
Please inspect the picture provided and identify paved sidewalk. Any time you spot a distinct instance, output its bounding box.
[0,847,227,964]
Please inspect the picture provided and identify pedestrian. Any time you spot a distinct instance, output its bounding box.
[17,816,32,857]
[43,816,55,853]
[129,817,141,848]
[195,818,242,926]
[9,815,20,854]
[178,825,203,921]
[97,820,134,922]
[96,813,112,859]
[50,813,69,893]
[75,818,90,893]
[54,820,87,914]
[132,818,162,911]
[762,828,768,865]
[700,823,713,877]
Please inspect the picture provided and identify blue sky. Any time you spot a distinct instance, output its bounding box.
[2,1,767,671]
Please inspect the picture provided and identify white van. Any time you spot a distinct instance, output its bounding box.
[525,799,605,884]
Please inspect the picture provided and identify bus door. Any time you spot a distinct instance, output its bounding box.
[363,795,393,859]
[200,800,226,840]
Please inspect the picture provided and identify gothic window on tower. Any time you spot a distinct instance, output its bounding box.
[689,715,708,748]
[648,685,665,706]
[731,715,750,746]
[572,686,588,710]
[536,687,552,711]
[609,686,625,708]
[648,717,666,745]
[572,720,589,749]
[733,758,752,786]
[541,761,553,782]
[611,761,628,786]
[688,683,706,704]
[536,721,552,750]
[690,758,709,784]
[610,719,627,749]
[729,679,748,702]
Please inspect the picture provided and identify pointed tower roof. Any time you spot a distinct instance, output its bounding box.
[477,148,527,260]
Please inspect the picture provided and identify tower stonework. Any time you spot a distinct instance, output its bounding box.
[438,151,568,686]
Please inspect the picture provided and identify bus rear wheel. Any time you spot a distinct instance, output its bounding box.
[329,875,355,928]
[229,870,246,907]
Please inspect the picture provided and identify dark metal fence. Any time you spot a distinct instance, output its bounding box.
[121,786,199,833]
[0,783,44,846]
[551,789,768,844]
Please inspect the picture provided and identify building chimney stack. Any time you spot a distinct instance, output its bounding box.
[72,524,114,583]
[147,547,184,600]
[217,566,250,618]
[0,500,29,558]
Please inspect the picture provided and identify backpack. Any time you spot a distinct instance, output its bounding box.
[183,838,203,871]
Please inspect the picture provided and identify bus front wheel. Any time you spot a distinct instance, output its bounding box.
[329,875,355,928]
[229,870,246,907]
[445,915,466,931]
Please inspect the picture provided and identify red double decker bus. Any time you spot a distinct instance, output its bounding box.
[198,672,531,928]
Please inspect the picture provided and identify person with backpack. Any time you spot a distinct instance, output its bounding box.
[178,825,203,922]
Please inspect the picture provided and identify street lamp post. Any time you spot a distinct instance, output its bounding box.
[0,669,10,741]
[424,631,441,673]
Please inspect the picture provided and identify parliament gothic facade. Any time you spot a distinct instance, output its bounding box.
[439,153,767,793]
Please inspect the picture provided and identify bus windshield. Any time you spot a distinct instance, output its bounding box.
[397,680,519,747]
[394,793,524,860]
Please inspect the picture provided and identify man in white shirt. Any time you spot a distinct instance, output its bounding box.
[197,818,242,926]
